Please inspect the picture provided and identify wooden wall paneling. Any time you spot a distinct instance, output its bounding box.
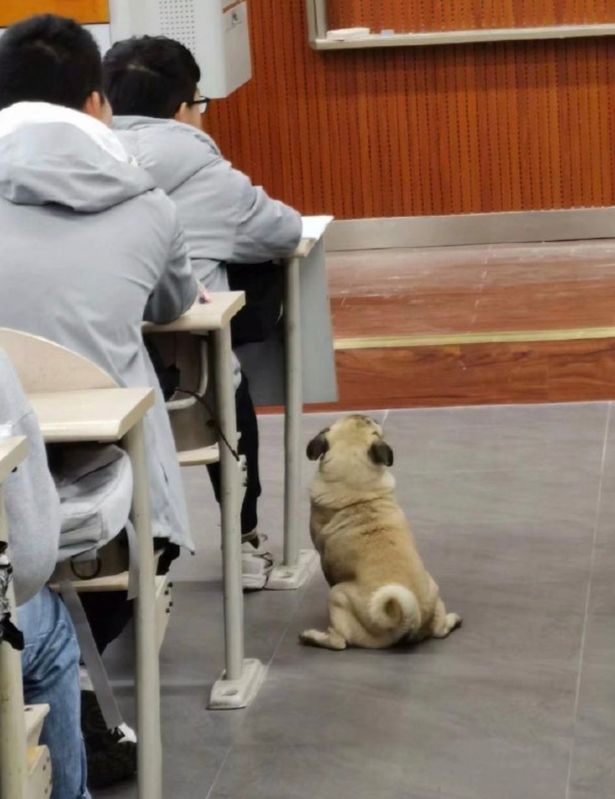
[575,41,597,205]
[275,0,295,203]
[417,47,439,214]
[368,50,383,215]
[524,42,545,209]
[604,30,615,203]
[436,47,455,212]
[462,46,484,209]
[331,55,351,217]
[495,43,514,209]
[394,49,412,215]
[0,0,108,25]
[313,24,335,212]
[544,41,564,208]
[584,41,602,203]
[558,40,575,207]
[204,0,615,219]
[354,51,373,216]
[327,0,615,33]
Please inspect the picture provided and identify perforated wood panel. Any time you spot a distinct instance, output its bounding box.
[328,1,615,33]
[204,0,615,218]
[0,1,108,26]
[159,0,197,53]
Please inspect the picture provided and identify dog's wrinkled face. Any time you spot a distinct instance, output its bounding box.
[306,414,394,471]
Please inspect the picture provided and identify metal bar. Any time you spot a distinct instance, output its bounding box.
[313,0,328,40]
[312,23,615,50]
[325,208,615,252]
[305,0,317,43]
[211,327,244,681]
[0,487,28,799]
[283,257,303,569]
[123,421,162,799]
[334,326,615,351]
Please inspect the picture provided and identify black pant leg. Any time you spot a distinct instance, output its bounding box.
[81,540,179,653]
[207,372,261,537]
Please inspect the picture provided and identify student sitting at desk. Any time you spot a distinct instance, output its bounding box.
[0,14,198,786]
[103,37,303,589]
[1,350,90,799]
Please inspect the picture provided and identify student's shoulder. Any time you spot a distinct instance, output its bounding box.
[115,118,222,193]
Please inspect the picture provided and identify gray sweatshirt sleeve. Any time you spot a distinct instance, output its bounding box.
[230,170,303,264]
[0,353,60,606]
[144,200,199,324]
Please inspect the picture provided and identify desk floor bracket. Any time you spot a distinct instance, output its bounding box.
[267,549,320,591]
[209,658,267,710]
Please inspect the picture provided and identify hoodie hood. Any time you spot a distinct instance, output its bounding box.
[0,102,155,212]
[113,116,221,196]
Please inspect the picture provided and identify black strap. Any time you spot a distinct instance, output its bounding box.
[0,542,24,651]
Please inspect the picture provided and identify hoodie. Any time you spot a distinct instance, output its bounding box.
[0,103,198,550]
[0,350,60,605]
[113,116,303,290]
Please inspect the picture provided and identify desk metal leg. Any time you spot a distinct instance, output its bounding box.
[0,490,29,799]
[209,326,266,709]
[124,421,162,799]
[267,257,319,591]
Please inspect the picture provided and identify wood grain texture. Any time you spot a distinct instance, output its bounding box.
[288,240,615,411]
[205,0,615,218]
[0,1,108,26]
[328,0,615,32]
[327,241,615,338]
[309,339,615,410]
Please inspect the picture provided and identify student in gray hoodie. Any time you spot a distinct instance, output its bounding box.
[0,15,198,786]
[104,36,303,589]
[1,349,90,799]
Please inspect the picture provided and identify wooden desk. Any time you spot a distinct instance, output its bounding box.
[30,387,162,799]
[146,290,266,710]
[0,436,30,799]
[143,291,245,334]
[30,387,153,443]
[0,436,27,482]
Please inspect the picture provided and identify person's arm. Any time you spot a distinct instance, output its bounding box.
[0,354,60,606]
[229,169,303,264]
[144,195,199,324]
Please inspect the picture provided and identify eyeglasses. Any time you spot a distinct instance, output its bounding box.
[188,96,211,114]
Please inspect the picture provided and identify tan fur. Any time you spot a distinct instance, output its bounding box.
[300,415,461,651]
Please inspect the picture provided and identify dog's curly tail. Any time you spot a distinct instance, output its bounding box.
[368,584,421,637]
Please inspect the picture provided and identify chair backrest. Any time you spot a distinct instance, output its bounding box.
[0,329,116,392]
[0,327,218,464]
[146,333,217,456]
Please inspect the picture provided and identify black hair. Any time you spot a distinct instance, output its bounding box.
[0,14,103,111]
[103,36,200,119]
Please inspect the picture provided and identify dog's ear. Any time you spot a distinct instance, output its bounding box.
[369,440,394,467]
[306,429,329,461]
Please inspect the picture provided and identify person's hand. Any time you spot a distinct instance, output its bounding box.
[198,281,212,304]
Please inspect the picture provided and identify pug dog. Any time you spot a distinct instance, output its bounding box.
[300,414,461,650]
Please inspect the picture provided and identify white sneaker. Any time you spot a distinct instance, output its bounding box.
[241,533,274,591]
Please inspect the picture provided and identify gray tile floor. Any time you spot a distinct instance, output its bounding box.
[98,403,615,799]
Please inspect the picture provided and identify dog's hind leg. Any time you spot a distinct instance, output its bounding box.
[299,626,347,650]
[300,583,387,650]
[430,598,462,639]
